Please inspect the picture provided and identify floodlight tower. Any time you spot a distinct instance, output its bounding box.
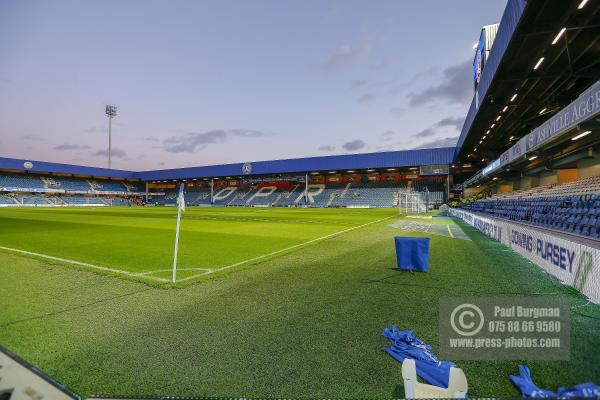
[105,104,118,168]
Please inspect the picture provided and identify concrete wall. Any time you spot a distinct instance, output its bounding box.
[578,154,600,178]
[539,171,558,186]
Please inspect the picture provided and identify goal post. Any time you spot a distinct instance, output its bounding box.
[398,190,427,216]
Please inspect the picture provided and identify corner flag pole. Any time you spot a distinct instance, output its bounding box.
[172,183,186,283]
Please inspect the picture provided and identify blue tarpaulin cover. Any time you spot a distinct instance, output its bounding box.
[510,364,600,398]
[381,325,453,388]
[394,237,430,272]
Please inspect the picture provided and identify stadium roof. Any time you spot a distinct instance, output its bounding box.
[0,156,136,179]
[455,0,600,165]
[0,147,456,181]
[137,147,456,181]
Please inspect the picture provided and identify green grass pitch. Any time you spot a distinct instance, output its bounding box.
[0,206,598,398]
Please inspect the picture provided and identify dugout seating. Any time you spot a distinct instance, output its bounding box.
[460,176,600,239]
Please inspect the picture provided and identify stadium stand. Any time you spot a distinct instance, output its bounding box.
[0,173,448,209]
[0,174,46,190]
[458,176,600,239]
[0,173,143,193]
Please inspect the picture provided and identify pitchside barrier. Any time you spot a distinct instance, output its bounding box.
[450,208,600,304]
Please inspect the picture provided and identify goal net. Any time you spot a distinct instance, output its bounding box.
[397,190,427,215]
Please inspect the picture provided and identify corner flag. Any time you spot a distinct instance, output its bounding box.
[172,183,185,282]
[177,183,186,213]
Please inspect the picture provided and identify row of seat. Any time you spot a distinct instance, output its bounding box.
[461,192,600,239]
[0,173,144,193]
[0,194,133,207]
[149,181,445,208]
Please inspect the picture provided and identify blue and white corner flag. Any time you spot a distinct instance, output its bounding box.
[172,183,185,283]
[177,183,186,212]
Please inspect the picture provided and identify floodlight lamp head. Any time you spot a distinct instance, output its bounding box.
[105,105,118,117]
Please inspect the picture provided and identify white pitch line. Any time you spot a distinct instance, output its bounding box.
[0,245,169,282]
[176,214,396,282]
[136,267,213,276]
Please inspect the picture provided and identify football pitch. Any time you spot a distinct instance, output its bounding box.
[0,207,396,284]
[0,207,599,398]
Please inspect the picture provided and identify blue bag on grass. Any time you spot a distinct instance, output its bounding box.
[381,325,453,388]
[394,237,430,272]
[510,364,600,398]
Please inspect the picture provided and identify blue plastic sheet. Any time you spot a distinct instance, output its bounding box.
[510,364,600,398]
[381,325,453,388]
[394,237,430,272]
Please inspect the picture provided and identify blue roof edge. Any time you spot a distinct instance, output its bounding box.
[0,147,456,181]
[455,0,528,157]
[0,156,136,179]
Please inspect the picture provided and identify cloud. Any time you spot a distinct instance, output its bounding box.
[411,116,465,139]
[320,44,370,70]
[342,139,367,151]
[84,126,105,133]
[414,128,436,138]
[22,134,45,141]
[408,59,472,107]
[357,93,375,104]
[162,130,227,153]
[53,144,91,151]
[369,60,389,70]
[389,107,406,116]
[230,129,271,137]
[318,145,335,151]
[382,130,395,136]
[350,79,368,88]
[437,116,465,131]
[144,137,160,142]
[92,148,126,158]
[159,128,270,153]
[413,136,459,149]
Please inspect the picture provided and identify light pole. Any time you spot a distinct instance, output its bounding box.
[105,104,118,168]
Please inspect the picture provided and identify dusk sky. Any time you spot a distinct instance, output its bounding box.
[0,0,507,171]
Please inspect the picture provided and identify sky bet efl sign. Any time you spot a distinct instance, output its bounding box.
[450,209,600,304]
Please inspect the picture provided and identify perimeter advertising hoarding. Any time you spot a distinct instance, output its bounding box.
[450,208,600,304]
[420,164,449,175]
[525,80,600,152]
[508,137,526,163]
[473,24,499,89]
[482,158,501,176]
[473,31,485,88]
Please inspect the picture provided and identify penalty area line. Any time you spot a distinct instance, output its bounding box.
[176,214,396,282]
[0,245,169,282]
